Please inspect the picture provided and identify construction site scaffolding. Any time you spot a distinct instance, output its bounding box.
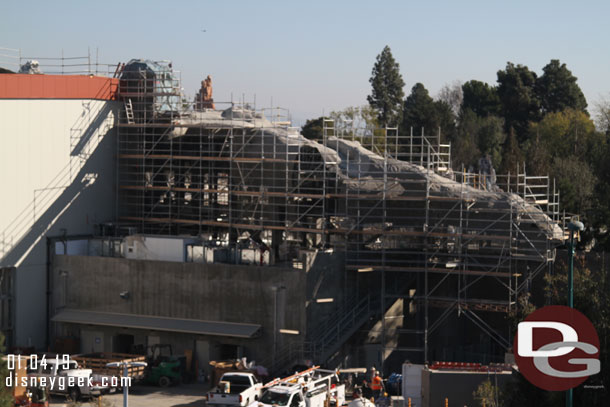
[114,61,566,369]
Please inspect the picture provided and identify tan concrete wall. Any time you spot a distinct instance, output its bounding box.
[51,255,307,363]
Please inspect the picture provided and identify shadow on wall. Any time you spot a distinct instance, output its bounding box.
[71,102,114,158]
[1,126,116,267]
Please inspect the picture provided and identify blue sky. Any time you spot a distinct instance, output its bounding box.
[2,0,609,125]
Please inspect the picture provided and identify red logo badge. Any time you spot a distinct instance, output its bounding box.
[514,305,600,391]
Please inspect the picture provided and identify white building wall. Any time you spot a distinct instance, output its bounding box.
[0,98,118,348]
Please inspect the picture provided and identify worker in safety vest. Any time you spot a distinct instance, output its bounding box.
[370,370,383,400]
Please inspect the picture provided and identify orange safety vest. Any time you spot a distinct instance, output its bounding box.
[371,375,383,390]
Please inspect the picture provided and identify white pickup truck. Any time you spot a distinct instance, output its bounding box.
[207,372,263,407]
[28,357,116,400]
[257,370,345,407]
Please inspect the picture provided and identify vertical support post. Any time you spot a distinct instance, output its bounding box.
[565,219,583,407]
[380,127,388,372]
[409,127,413,162]
[424,142,430,363]
[122,364,128,407]
[420,128,424,167]
[272,286,278,371]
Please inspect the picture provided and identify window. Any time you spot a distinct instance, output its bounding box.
[260,391,290,406]
[291,393,302,407]
[222,375,252,394]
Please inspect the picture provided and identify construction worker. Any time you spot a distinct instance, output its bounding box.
[370,370,383,400]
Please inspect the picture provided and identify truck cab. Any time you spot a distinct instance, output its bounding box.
[258,384,305,407]
[28,357,115,400]
[258,378,344,407]
[207,372,263,407]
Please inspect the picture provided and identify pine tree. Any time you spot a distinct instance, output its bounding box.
[367,46,405,127]
[536,59,588,114]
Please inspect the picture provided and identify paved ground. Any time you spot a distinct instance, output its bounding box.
[50,383,210,407]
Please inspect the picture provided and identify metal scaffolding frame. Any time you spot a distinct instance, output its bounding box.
[115,62,566,367]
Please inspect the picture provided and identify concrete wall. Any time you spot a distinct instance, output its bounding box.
[51,255,307,365]
[0,98,117,348]
[303,250,346,334]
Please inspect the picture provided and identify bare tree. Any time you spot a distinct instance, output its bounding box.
[594,94,610,135]
[437,80,463,116]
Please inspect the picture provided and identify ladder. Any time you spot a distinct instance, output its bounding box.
[124,99,135,124]
[263,365,321,388]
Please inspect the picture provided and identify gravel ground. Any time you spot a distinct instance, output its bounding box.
[50,383,210,407]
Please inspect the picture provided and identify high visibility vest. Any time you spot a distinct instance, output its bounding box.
[371,376,382,390]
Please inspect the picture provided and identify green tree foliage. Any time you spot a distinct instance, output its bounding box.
[452,109,481,169]
[0,332,13,407]
[506,293,536,335]
[501,370,563,407]
[367,46,405,127]
[552,156,596,214]
[433,100,458,142]
[473,379,501,407]
[503,256,610,406]
[476,115,506,168]
[452,109,505,170]
[301,116,325,141]
[402,83,457,142]
[543,258,610,404]
[591,140,610,232]
[499,128,523,181]
[403,83,437,131]
[528,109,598,161]
[462,80,501,117]
[523,109,602,215]
[496,63,540,141]
[536,59,587,114]
[329,106,387,154]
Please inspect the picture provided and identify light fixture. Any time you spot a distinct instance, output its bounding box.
[279,329,300,335]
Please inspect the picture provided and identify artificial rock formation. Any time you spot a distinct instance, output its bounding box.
[194,75,215,110]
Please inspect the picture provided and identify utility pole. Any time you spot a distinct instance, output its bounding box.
[566,220,584,407]
[106,361,147,407]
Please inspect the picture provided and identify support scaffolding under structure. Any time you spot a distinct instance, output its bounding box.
[115,61,566,369]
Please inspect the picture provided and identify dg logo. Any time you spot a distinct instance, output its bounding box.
[514,305,601,391]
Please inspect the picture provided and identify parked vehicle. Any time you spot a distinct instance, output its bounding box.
[28,357,116,400]
[4,356,49,407]
[257,367,345,407]
[143,344,182,387]
[206,372,263,407]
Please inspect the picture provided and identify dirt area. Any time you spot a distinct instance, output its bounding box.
[50,383,209,407]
